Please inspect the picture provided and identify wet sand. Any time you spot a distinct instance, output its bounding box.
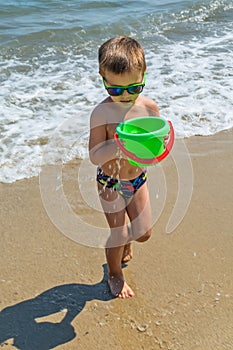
[0,129,233,349]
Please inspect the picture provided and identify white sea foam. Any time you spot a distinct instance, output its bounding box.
[146,30,233,137]
[0,52,100,182]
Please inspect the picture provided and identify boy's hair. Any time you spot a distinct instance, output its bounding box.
[98,36,146,75]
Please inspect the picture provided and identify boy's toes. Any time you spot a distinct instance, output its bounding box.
[118,282,135,299]
[108,276,135,298]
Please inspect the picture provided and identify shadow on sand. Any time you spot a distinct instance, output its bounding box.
[0,264,116,350]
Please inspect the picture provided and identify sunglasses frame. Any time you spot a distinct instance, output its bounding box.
[102,73,146,96]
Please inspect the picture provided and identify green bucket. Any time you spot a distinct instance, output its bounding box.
[114,116,174,166]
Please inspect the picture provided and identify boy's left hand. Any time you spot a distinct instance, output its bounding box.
[164,133,170,148]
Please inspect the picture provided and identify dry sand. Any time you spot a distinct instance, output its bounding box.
[0,129,233,350]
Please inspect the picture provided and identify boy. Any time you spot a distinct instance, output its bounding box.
[89,36,160,298]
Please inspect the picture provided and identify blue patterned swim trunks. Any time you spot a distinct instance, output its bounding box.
[96,167,147,199]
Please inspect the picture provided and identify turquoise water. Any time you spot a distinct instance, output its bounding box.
[0,0,233,182]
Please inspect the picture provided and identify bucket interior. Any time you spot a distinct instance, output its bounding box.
[120,117,169,140]
[116,117,169,160]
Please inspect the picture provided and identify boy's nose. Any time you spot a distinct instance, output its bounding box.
[122,89,130,96]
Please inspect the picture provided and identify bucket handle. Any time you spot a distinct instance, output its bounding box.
[114,120,174,165]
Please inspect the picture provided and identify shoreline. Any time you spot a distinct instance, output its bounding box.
[0,129,232,349]
[1,126,232,186]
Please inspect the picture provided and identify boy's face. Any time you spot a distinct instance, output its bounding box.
[101,70,145,104]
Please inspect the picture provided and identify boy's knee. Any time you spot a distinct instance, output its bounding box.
[136,229,152,243]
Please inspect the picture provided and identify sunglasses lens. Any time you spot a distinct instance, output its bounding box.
[127,85,144,94]
[107,87,123,96]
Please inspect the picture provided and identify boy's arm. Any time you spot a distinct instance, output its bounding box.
[89,112,118,166]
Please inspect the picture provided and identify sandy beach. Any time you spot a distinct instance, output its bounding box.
[0,129,233,350]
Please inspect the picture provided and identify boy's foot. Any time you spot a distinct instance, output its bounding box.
[108,275,135,298]
[121,243,133,263]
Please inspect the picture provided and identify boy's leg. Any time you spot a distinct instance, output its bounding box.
[120,183,151,263]
[121,241,133,263]
[98,184,134,298]
[126,183,152,242]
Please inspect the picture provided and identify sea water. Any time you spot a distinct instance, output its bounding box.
[0,0,232,182]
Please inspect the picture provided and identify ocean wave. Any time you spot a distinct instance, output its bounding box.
[172,0,233,23]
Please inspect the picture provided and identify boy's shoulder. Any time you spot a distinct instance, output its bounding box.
[90,97,120,126]
[136,95,160,116]
[91,97,110,118]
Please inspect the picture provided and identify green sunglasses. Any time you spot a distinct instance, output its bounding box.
[103,73,146,96]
